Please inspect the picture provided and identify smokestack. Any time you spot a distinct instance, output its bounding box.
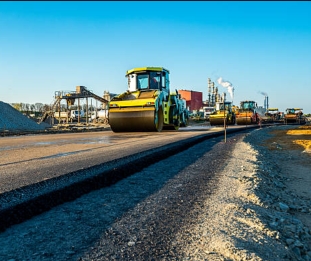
[266,96,269,111]
[258,91,268,111]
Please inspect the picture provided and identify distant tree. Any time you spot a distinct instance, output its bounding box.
[21,103,28,113]
[30,104,35,113]
[35,103,44,112]
[11,103,22,111]
[26,104,30,114]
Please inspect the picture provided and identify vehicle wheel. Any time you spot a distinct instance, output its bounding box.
[180,117,188,127]
[155,107,164,132]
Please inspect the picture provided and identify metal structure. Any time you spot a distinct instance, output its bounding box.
[39,86,110,124]
[206,78,219,107]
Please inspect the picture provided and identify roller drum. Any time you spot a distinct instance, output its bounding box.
[236,117,252,125]
[109,107,162,132]
[210,118,227,126]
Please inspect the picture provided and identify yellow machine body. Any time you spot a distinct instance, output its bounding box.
[284,108,305,124]
[235,100,258,125]
[209,101,236,126]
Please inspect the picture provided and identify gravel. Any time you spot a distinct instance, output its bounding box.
[0,101,310,261]
[0,101,50,131]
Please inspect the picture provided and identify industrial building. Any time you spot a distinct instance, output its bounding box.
[178,90,203,111]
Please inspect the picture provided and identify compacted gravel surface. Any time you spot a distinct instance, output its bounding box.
[0,100,310,261]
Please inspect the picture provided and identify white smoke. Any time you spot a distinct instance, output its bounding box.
[258,91,268,96]
[217,77,234,101]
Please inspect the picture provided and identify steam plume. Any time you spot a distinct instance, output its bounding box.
[258,91,268,96]
[217,77,234,101]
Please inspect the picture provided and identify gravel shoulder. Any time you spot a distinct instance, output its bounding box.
[0,125,310,261]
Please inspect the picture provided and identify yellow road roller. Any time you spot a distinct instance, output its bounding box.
[284,108,305,124]
[209,101,236,126]
[235,100,259,125]
[108,67,189,132]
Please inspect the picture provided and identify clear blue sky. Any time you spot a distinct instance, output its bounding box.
[1,1,311,113]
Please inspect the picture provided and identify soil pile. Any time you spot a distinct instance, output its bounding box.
[0,101,51,132]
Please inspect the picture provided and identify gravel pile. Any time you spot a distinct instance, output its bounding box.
[0,101,51,132]
[0,126,310,261]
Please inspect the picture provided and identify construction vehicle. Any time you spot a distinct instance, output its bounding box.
[266,108,280,122]
[108,67,189,132]
[90,109,109,124]
[284,108,306,124]
[53,110,84,122]
[209,101,236,126]
[202,106,215,121]
[235,100,259,125]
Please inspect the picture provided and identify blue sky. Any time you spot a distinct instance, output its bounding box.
[1,1,311,113]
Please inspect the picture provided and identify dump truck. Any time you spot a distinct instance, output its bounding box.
[235,100,259,125]
[284,108,305,124]
[209,101,235,126]
[108,67,189,132]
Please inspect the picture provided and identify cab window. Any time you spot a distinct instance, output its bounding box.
[149,72,161,89]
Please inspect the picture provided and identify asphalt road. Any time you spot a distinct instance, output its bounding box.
[0,124,261,231]
[0,125,235,194]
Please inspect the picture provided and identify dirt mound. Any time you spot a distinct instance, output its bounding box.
[0,101,51,132]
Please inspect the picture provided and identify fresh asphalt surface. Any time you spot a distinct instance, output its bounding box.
[0,124,262,231]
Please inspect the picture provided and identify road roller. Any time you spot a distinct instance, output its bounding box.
[284,108,305,124]
[108,67,189,132]
[235,100,259,125]
[209,101,236,126]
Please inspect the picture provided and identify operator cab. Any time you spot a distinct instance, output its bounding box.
[241,101,257,111]
[216,101,232,112]
[126,67,170,93]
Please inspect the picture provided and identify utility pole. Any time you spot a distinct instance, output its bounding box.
[223,92,227,143]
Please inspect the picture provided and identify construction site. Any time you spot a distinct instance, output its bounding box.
[1,67,311,261]
[0,66,310,136]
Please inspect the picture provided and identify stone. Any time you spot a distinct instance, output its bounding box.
[279,202,289,212]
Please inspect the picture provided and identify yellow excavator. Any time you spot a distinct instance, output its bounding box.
[235,100,259,125]
[108,67,189,132]
[209,101,236,126]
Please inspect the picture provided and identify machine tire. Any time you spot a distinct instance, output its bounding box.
[174,115,181,130]
[180,112,189,127]
[155,107,164,132]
